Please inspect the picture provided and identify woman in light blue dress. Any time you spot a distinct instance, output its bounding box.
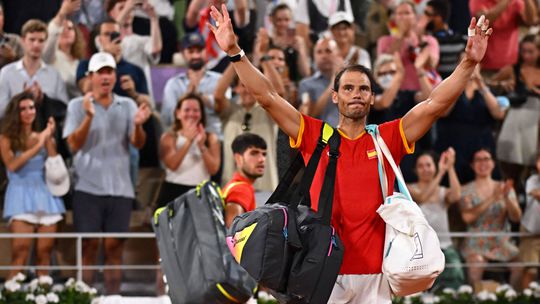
[0,91,65,278]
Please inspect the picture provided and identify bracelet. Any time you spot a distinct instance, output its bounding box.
[229,49,245,63]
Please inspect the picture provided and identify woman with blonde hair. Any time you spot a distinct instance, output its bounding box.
[0,91,65,278]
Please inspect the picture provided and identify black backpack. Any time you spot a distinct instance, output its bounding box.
[153,181,256,304]
[227,123,344,303]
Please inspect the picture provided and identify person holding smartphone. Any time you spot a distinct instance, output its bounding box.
[106,0,162,104]
[255,3,310,82]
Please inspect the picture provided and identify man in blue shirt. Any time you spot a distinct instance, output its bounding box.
[64,52,151,294]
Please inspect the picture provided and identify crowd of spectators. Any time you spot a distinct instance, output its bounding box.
[0,0,538,295]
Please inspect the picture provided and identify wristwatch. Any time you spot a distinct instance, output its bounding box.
[229,49,245,62]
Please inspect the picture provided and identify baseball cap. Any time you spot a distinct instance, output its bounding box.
[45,155,70,197]
[182,32,205,49]
[88,52,116,73]
[328,11,354,28]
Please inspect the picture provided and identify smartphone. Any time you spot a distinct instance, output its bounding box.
[110,31,121,43]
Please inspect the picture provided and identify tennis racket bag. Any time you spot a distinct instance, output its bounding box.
[227,123,344,303]
[153,181,256,304]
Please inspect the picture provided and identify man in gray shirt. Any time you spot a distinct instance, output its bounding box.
[63,52,151,294]
[161,32,226,139]
[0,19,67,118]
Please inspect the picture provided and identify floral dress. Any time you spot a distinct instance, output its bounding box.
[459,182,519,261]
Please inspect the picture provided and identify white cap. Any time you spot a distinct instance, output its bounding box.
[45,155,70,197]
[328,11,354,28]
[88,52,116,73]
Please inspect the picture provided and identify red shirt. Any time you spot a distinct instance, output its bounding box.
[291,115,414,274]
[223,172,256,212]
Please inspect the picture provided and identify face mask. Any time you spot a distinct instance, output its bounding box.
[188,59,205,71]
[378,74,394,90]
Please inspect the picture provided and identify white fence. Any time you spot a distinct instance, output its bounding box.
[0,231,539,282]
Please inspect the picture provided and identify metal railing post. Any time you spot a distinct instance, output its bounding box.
[77,235,82,282]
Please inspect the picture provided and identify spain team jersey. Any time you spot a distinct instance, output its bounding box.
[223,172,256,213]
[290,114,414,274]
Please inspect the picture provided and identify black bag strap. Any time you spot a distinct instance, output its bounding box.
[265,152,304,205]
[266,122,334,206]
[317,131,340,225]
[290,123,335,208]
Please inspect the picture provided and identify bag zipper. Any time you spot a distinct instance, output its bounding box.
[328,226,337,256]
[281,207,288,240]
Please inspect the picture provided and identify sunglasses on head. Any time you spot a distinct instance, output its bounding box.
[241,112,252,132]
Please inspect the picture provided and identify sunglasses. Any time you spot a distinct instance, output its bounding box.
[241,112,252,132]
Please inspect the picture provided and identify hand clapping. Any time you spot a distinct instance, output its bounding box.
[134,103,152,126]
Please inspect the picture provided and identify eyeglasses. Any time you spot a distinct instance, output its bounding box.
[378,70,397,77]
[241,112,252,132]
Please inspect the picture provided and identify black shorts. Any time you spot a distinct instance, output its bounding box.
[154,182,194,211]
[72,190,133,233]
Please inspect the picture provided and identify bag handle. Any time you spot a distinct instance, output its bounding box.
[291,123,335,208]
[317,130,340,225]
[366,124,412,201]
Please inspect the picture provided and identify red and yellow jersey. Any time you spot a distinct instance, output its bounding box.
[223,173,256,213]
[290,114,414,274]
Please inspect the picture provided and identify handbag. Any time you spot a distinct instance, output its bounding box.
[44,154,70,197]
[366,125,445,296]
[227,122,344,303]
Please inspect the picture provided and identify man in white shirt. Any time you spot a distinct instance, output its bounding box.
[0,19,68,117]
